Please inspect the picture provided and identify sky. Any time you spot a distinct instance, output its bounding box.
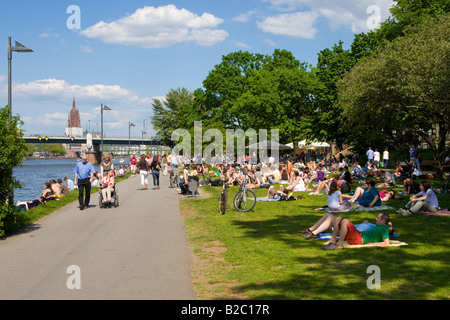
[0,0,395,138]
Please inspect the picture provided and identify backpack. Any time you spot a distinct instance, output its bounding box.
[341,182,351,194]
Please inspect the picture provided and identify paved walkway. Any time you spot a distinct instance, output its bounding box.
[0,173,196,300]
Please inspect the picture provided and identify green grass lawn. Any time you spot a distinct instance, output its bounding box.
[181,182,450,300]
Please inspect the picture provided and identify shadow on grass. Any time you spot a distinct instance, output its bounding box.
[228,210,450,299]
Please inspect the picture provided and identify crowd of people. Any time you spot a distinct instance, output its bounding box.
[15,177,74,211]
[14,144,446,250]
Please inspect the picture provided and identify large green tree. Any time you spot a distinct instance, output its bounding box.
[337,15,450,177]
[0,106,28,235]
[151,87,195,146]
[234,51,319,154]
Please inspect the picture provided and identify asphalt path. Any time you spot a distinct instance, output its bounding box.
[0,173,196,300]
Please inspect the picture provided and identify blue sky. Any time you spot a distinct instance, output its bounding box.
[0,0,395,138]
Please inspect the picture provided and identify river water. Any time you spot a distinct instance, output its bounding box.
[13,158,130,202]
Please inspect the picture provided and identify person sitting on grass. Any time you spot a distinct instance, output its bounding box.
[299,212,391,250]
[17,182,55,210]
[49,179,62,198]
[285,170,308,192]
[375,170,395,188]
[246,170,261,189]
[322,181,351,212]
[396,181,439,216]
[403,177,420,195]
[58,178,69,195]
[265,185,294,201]
[342,180,381,208]
[351,162,365,179]
[312,174,340,195]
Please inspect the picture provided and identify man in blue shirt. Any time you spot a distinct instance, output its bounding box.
[409,145,420,170]
[366,147,374,164]
[74,155,95,210]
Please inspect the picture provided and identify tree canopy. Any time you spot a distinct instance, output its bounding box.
[337,14,450,176]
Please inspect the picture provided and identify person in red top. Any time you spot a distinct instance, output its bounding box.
[101,169,115,207]
[130,155,138,175]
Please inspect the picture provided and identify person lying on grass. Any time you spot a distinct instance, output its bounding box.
[265,185,295,201]
[299,212,392,250]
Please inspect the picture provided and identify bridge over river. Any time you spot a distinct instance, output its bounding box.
[24,136,164,163]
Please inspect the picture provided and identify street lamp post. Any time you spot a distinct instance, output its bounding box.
[141,119,146,154]
[7,37,33,203]
[8,37,33,121]
[101,104,111,158]
[129,122,135,155]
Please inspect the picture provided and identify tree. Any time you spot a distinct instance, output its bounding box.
[151,87,195,146]
[303,41,355,149]
[195,50,267,129]
[337,15,450,177]
[0,106,28,236]
[234,53,319,155]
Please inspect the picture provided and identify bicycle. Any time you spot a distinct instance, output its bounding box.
[218,179,228,215]
[233,173,256,212]
[169,167,178,188]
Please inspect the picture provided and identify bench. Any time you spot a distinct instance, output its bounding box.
[420,160,450,171]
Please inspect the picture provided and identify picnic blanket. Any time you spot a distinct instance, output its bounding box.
[317,231,399,240]
[256,197,280,202]
[324,204,393,213]
[343,240,408,248]
[420,209,450,216]
[256,197,297,202]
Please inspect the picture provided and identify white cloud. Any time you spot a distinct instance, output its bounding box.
[264,0,395,34]
[257,11,319,39]
[264,39,276,46]
[9,78,162,136]
[233,10,257,22]
[81,4,229,48]
[13,79,141,104]
[233,41,252,49]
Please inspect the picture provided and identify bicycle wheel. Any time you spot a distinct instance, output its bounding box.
[233,190,256,212]
[219,191,227,215]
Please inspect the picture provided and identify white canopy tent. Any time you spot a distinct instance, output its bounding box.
[286,140,331,149]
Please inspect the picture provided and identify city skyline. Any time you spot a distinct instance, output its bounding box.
[0,0,395,138]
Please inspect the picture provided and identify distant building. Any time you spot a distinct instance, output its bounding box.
[64,97,84,156]
[65,97,83,138]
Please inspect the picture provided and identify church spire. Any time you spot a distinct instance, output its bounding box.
[68,97,81,128]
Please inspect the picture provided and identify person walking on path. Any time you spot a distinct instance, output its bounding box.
[366,147,374,164]
[74,155,95,210]
[137,154,150,190]
[150,155,161,189]
[383,148,389,168]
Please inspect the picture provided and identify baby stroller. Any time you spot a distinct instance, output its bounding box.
[98,185,119,208]
[169,168,178,188]
[399,161,412,179]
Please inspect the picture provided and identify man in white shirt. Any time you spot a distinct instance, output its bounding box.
[373,149,380,164]
[383,148,389,168]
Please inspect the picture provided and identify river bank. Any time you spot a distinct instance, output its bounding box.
[13,158,130,203]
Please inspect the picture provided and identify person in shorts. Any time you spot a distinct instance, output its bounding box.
[299,212,391,250]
